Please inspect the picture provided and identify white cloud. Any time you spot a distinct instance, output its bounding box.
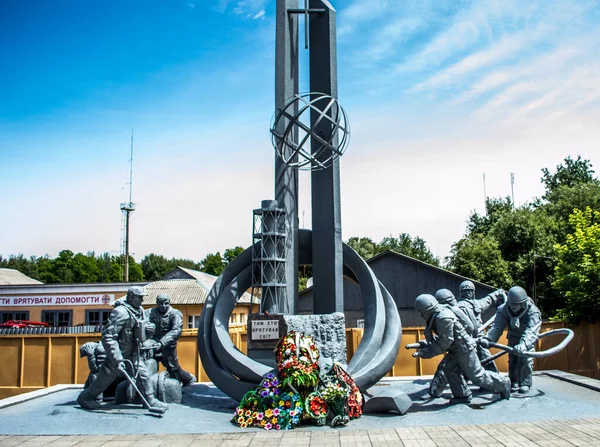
[215,0,266,18]
[362,17,425,62]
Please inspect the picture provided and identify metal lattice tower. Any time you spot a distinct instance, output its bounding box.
[252,200,288,314]
[119,130,136,282]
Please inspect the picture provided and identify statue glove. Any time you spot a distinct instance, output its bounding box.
[412,352,421,358]
[477,337,490,348]
[512,343,526,354]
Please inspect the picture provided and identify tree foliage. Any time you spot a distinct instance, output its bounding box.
[347,234,440,266]
[541,155,597,198]
[552,207,600,324]
[346,237,378,260]
[448,155,600,322]
[446,234,512,289]
[0,251,134,284]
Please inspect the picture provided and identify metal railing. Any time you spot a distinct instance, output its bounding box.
[0,325,103,335]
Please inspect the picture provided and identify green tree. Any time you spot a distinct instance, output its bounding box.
[71,252,101,283]
[346,237,378,260]
[541,155,598,198]
[379,233,440,266]
[51,250,76,283]
[200,252,225,276]
[37,256,56,283]
[552,207,600,324]
[467,197,513,235]
[141,254,175,281]
[223,246,245,265]
[542,182,600,240]
[115,255,144,282]
[96,253,123,282]
[107,261,123,282]
[446,234,513,289]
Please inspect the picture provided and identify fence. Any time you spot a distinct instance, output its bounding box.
[0,325,104,336]
[0,321,597,400]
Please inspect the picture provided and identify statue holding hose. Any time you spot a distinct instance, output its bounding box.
[479,286,542,394]
[77,286,168,412]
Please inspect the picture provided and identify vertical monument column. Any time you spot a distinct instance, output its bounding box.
[274,0,300,315]
[309,0,344,314]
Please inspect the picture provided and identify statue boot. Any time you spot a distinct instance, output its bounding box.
[77,365,118,410]
[77,389,101,410]
[144,392,168,410]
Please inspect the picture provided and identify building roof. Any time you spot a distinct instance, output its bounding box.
[367,250,497,289]
[299,249,497,296]
[173,267,222,285]
[141,271,256,306]
[0,268,43,285]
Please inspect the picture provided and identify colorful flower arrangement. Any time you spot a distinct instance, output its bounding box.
[334,364,363,420]
[231,331,363,430]
[275,331,320,390]
[305,392,328,426]
[231,373,302,430]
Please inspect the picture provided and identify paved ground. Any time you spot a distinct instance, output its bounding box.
[2,372,600,446]
[1,418,600,446]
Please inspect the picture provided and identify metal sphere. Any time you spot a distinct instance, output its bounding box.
[270,92,350,171]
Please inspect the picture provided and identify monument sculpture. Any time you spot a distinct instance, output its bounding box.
[147,293,196,386]
[79,341,111,402]
[478,286,542,394]
[197,0,405,415]
[410,294,511,404]
[77,286,168,413]
[457,280,505,373]
[427,288,475,398]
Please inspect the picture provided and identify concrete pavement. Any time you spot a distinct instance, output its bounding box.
[1,418,600,446]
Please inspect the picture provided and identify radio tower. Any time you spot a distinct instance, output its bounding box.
[120,130,136,282]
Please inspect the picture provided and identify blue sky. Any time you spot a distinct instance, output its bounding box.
[1,0,599,263]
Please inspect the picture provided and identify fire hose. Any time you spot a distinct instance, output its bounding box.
[406,328,574,363]
[480,328,574,364]
[118,360,166,417]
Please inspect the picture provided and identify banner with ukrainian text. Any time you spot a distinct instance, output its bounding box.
[0,294,115,306]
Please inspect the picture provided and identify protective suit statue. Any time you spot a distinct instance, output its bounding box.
[428,289,474,397]
[80,341,106,389]
[77,287,167,411]
[457,280,505,373]
[147,293,196,386]
[479,286,541,394]
[412,294,511,404]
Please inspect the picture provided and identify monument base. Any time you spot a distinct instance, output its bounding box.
[246,313,347,368]
[283,312,347,366]
[2,372,600,434]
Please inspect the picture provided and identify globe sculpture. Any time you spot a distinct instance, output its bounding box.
[270,92,350,171]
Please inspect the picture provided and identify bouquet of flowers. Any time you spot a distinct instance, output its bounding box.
[334,364,363,420]
[232,373,303,430]
[305,392,328,426]
[275,331,320,391]
[232,331,362,430]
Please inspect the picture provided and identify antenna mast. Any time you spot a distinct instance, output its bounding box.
[120,129,136,282]
[510,172,515,208]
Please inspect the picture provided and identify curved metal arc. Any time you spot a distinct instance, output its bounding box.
[198,230,401,400]
[211,265,272,382]
[351,282,402,391]
[197,245,263,401]
[344,243,385,372]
